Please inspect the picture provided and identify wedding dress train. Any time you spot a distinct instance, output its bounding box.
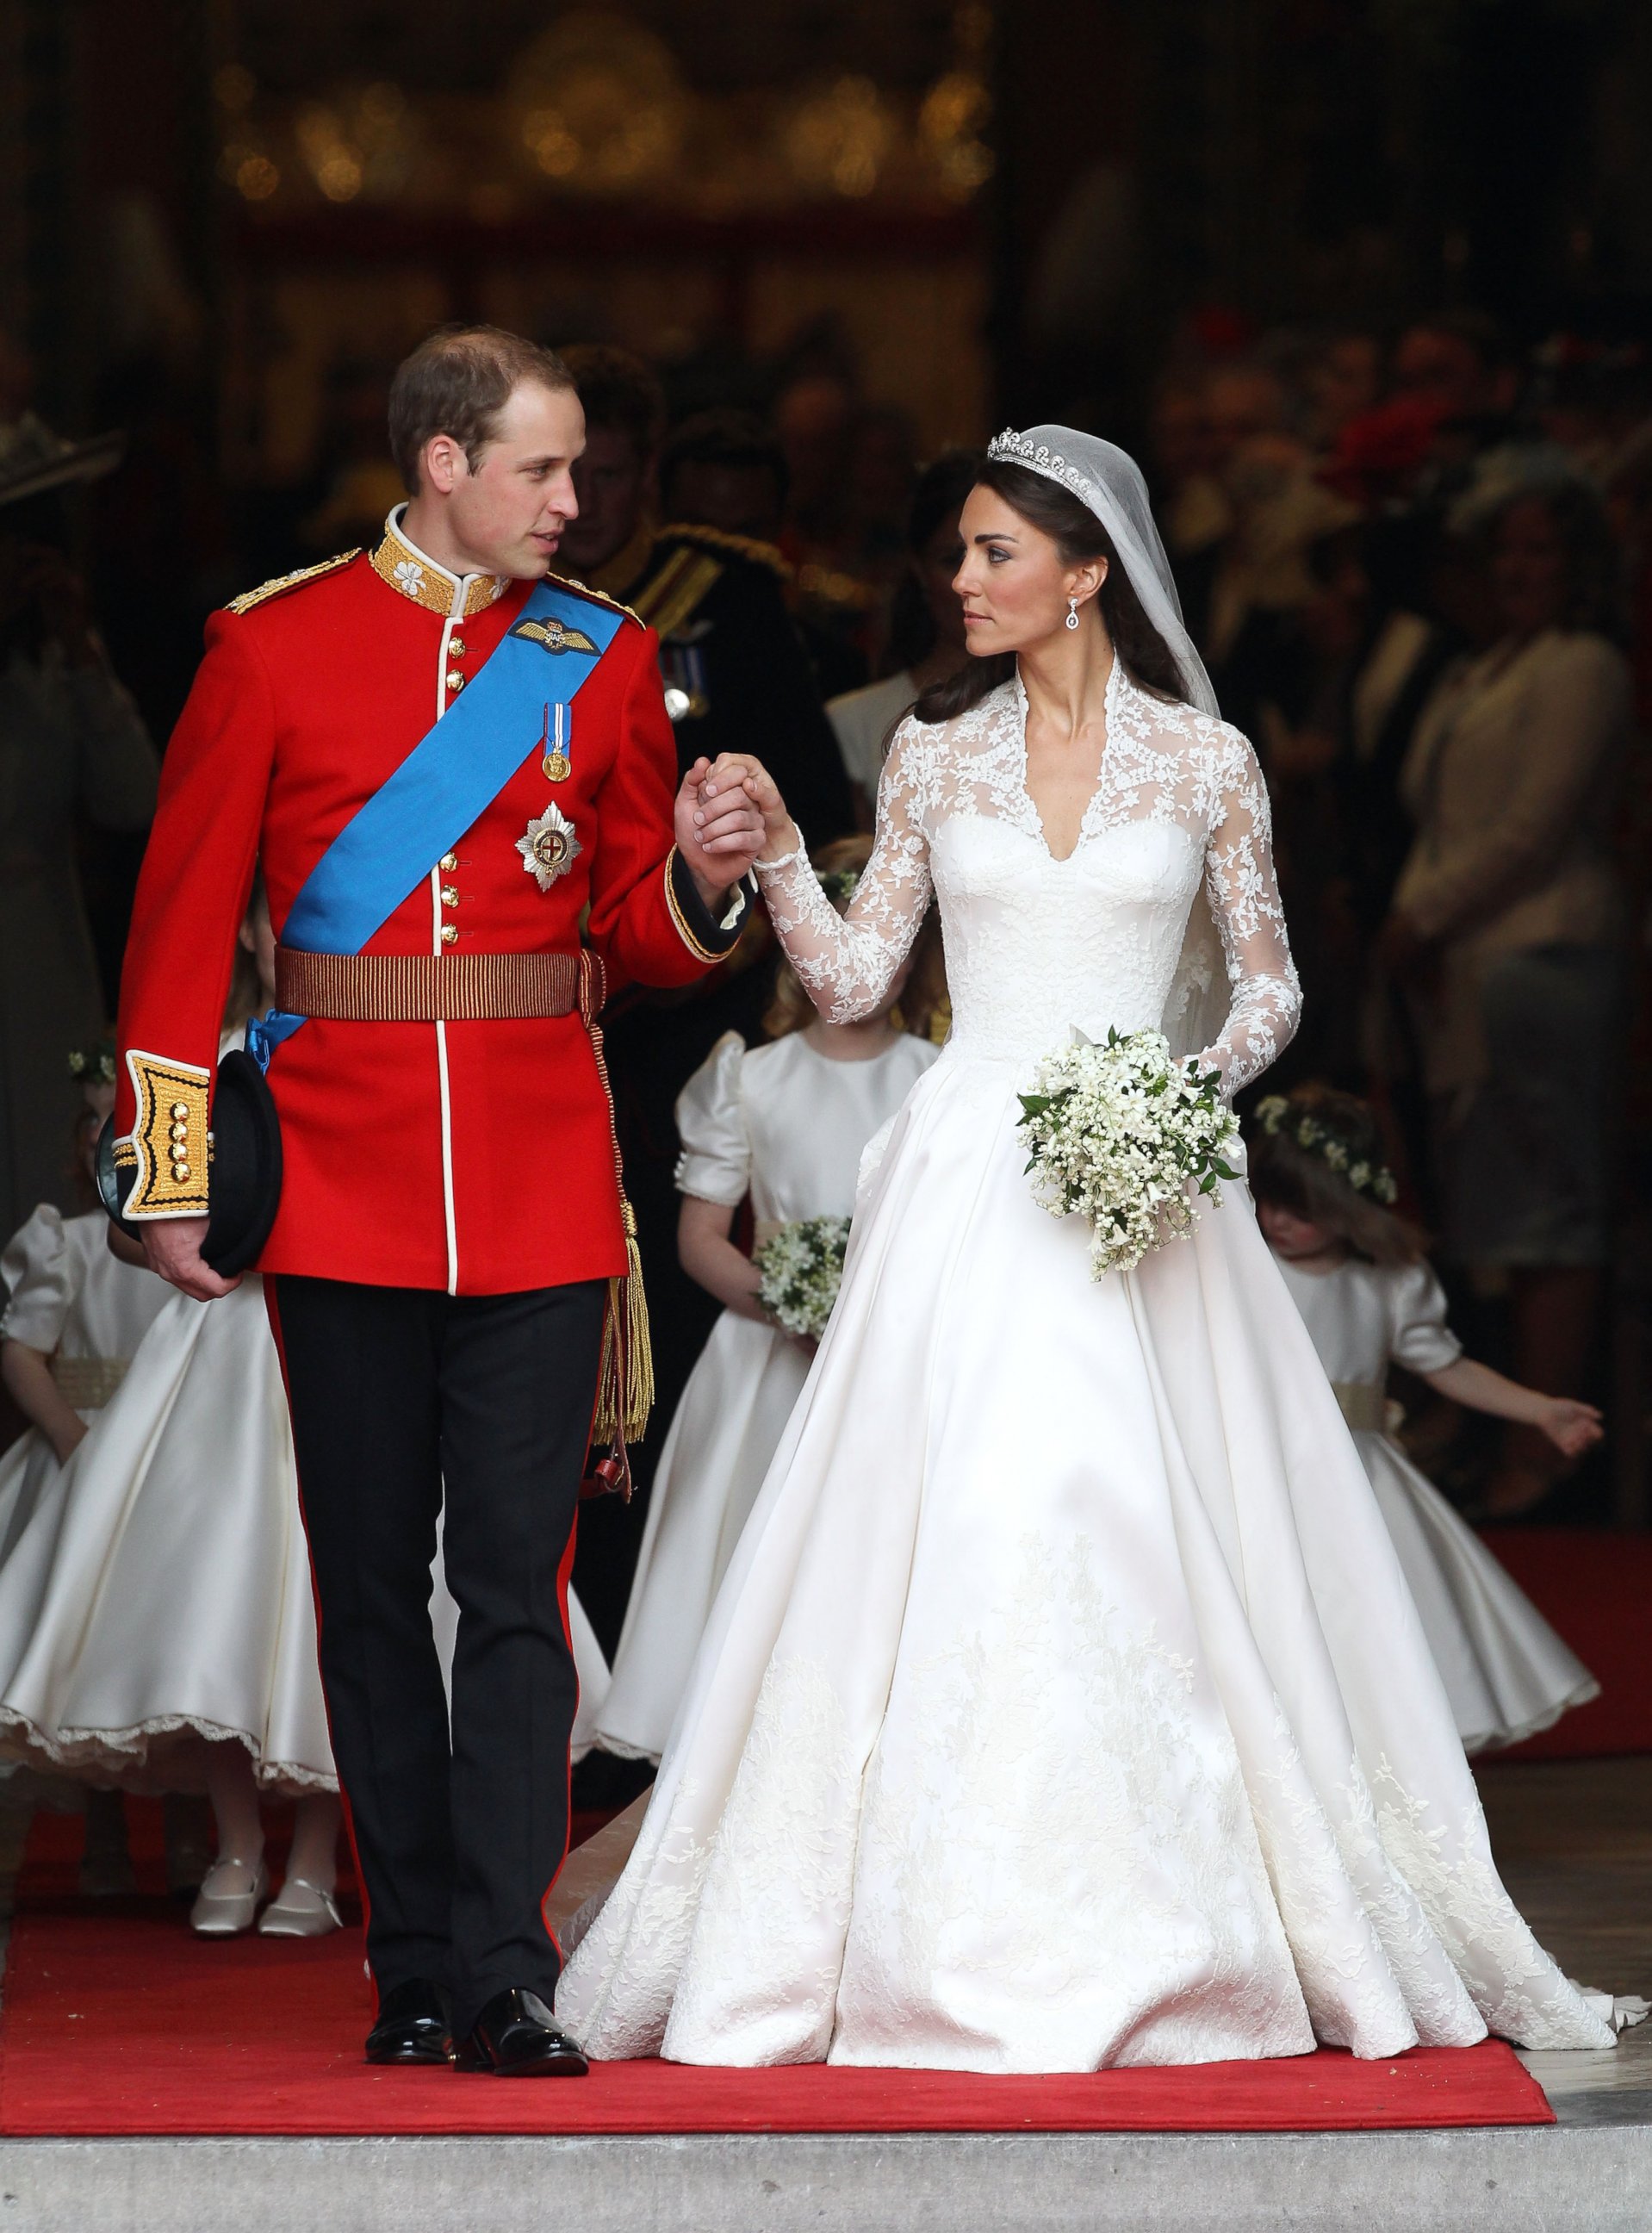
[556,666,1614,2069]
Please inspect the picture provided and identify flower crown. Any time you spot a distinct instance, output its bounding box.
[67,1041,117,1086]
[1252,1096,1399,1204]
[817,867,861,909]
[987,428,1102,513]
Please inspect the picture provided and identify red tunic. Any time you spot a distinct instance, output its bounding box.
[115,520,740,1297]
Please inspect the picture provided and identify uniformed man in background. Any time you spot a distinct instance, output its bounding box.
[556,346,854,839]
[553,350,857,1669]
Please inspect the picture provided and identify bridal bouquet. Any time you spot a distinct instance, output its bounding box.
[755,1215,853,1340]
[1017,1028,1240,1278]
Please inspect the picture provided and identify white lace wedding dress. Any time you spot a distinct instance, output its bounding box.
[556,665,1614,2069]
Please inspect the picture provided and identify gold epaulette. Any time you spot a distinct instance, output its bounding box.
[796,557,878,613]
[631,545,724,641]
[225,549,360,616]
[545,569,644,628]
[657,522,792,581]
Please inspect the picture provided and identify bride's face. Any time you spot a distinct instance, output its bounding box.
[953,487,1104,656]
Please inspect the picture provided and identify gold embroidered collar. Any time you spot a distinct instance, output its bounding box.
[370,509,511,619]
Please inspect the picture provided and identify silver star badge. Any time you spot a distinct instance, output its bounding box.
[517,802,582,892]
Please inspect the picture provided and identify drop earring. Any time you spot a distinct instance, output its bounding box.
[1065,597,1080,631]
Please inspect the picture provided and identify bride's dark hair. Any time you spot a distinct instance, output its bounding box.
[914,458,1189,725]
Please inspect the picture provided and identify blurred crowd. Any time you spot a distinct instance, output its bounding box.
[2,302,1649,1531]
[1146,309,1651,1521]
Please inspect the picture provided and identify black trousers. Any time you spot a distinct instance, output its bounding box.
[269,1273,606,2036]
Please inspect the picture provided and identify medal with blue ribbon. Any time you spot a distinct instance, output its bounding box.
[260,578,624,1055]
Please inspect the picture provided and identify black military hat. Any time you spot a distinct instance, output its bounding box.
[97,1048,283,1278]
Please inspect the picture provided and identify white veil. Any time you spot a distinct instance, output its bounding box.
[985,425,1233,1060]
[985,426,1219,717]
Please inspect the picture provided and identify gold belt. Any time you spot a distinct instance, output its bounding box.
[275,947,585,1023]
[1332,1381,1388,1434]
[51,1356,129,1409]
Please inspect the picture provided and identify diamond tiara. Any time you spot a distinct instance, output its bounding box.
[986,428,1102,513]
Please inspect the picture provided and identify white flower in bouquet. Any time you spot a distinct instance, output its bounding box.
[1016,1027,1241,1279]
[755,1215,853,1340]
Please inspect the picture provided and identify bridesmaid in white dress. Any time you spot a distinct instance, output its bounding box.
[557,427,1620,2070]
[0,899,613,1937]
[0,1071,170,1562]
[0,1070,174,1896]
[0,906,345,1934]
[593,837,940,1764]
[1251,1083,1601,1755]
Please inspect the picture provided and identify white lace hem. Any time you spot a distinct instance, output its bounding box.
[0,1705,338,1797]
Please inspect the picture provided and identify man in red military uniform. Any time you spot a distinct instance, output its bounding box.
[114,327,764,2074]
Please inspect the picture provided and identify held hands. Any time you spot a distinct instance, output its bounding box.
[1536,1396,1605,1461]
[139,1215,239,1301]
[674,758,766,911]
[699,754,798,867]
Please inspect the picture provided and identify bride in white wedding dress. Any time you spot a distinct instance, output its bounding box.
[556,426,1618,2071]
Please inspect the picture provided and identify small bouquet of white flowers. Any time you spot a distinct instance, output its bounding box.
[1016,1027,1241,1279]
[755,1215,853,1340]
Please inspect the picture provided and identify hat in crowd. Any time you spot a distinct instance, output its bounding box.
[1319,394,1448,507]
[0,413,125,511]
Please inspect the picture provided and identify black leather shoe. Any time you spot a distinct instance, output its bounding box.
[452,1987,588,2076]
[364,1977,452,2065]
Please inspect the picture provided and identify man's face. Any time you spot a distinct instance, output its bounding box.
[559,426,650,575]
[438,381,585,580]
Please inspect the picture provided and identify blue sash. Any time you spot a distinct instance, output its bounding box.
[254,577,623,1064]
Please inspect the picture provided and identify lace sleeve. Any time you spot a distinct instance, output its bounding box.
[1199,731,1301,1095]
[755,718,933,1023]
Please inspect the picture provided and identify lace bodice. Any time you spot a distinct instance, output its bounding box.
[758,668,1301,1092]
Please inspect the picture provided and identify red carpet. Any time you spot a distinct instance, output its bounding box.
[0,1811,1550,2136]
[1481,1527,1652,1759]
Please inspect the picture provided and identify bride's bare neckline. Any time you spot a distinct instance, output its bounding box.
[1015,658,1120,863]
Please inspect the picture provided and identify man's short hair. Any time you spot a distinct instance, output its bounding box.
[558,344,667,458]
[387,324,574,494]
[659,409,789,516]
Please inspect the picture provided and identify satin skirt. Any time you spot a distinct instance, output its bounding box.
[556,1049,1615,2070]
[1356,1429,1598,1755]
[0,1279,611,1794]
[0,1278,335,1794]
[593,1311,811,1765]
[0,1427,77,1570]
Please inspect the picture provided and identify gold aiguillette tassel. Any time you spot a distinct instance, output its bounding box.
[593,1200,654,1447]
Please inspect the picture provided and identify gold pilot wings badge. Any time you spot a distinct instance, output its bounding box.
[510,615,600,656]
[517,802,582,891]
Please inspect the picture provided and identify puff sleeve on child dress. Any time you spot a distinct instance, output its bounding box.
[0,1207,77,1353]
[674,1033,753,1207]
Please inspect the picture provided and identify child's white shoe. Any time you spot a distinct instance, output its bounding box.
[257,1875,342,1938]
[189,1855,269,1936]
